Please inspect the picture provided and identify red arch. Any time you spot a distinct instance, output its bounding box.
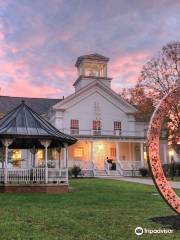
[147,86,180,214]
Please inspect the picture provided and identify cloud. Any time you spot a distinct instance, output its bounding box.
[0,0,179,98]
[110,52,150,91]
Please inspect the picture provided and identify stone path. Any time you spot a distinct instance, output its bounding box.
[100,176,180,190]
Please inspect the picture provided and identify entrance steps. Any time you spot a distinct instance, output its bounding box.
[95,170,122,178]
[94,170,107,177]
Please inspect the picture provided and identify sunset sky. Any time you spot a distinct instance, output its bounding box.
[0,0,179,98]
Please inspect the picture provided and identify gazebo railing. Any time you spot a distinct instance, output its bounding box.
[0,168,68,184]
[7,168,31,183]
[0,169,4,182]
[32,168,45,182]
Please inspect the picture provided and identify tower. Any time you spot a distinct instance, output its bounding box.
[73,53,112,92]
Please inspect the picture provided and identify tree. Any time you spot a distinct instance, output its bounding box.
[139,41,180,99]
[120,85,154,122]
[138,42,180,152]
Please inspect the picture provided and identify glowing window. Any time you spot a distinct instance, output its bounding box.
[110,148,116,158]
[12,150,21,160]
[74,148,83,157]
[37,150,43,160]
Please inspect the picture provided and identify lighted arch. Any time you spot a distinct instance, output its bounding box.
[147,86,180,214]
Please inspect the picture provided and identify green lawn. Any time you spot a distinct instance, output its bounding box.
[0,179,179,240]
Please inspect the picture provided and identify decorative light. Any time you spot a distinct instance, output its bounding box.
[144,151,147,161]
[98,144,103,150]
[169,149,174,157]
[12,150,21,160]
[37,149,43,160]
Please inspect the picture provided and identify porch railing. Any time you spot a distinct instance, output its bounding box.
[120,160,141,170]
[0,168,68,184]
[60,128,147,137]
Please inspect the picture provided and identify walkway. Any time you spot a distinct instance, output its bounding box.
[100,176,180,190]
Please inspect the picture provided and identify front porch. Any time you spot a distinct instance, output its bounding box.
[67,140,148,177]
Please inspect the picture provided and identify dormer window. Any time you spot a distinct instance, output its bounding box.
[70,119,79,135]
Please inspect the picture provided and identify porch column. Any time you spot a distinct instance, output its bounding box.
[90,141,94,163]
[140,142,144,167]
[163,143,167,164]
[90,141,95,173]
[2,139,13,183]
[116,142,120,162]
[63,143,68,168]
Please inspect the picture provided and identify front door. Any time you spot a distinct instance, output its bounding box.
[93,142,107,170]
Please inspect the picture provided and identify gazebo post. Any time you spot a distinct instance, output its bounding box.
[2,139,13,184]
[45,143,48,184]
[4,144,8,183]
[40,140,51,184]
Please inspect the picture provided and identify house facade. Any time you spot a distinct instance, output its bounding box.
[47,54,169,176]
[0,53,172,177]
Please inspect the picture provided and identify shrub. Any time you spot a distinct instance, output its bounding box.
[163,163,180,177]
[68,168,72,178]
[71,165,82,178]
[139,167,148,177]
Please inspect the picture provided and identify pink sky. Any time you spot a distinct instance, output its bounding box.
[0,0,179,98]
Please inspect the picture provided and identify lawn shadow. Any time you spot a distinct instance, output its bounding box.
[150,215,180,230]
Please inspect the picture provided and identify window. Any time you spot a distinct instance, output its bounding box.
[114,121,122,135]
[92,120,101,135]
[70,119,79,135]
[12,149,21,160]
[37,149,44,167]
[37,150,43,160]
[74,148,83,157]
[110,148,116,158]
[12,149,21,167]
[93,120,101,130]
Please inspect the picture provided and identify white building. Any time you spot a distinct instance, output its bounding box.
[0,53,171,177]
[47,53,169,176]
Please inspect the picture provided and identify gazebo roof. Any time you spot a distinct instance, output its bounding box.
[0,101,77,149]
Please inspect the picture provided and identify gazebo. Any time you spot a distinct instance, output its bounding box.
[0,101,77,193]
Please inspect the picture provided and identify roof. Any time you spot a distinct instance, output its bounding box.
[75,53,109,67]
[53,79,138,114]
[0,101,76,148]
[0,96,61,116]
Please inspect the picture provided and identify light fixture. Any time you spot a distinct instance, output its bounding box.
[143,151,147,161]
[169,149,174,157]
[98,144,103,150]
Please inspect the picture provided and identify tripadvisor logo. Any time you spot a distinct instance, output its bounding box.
[135,227,143,236]
[135,227,173,235]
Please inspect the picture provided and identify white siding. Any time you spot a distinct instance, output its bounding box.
[52,91,136,135]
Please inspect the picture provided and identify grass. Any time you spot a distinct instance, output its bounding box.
[0,179,179,240]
